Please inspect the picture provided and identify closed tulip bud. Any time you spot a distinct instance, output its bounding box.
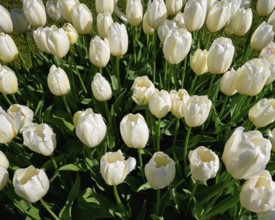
[89,36,110,68]
[257,0,275,16]
[57,0,79,22]
[230,8,252,36]
[257,210,275,220]
[268,10,275,31]
[163,28,192,64]
[13,165,49,203]
[267,128,275,152]
[75,108,107,148]
[96,0,114,14]
[147,0,167,29]
[62,23,78,45]
[46,0,64,22]
[7,104,34,133]
[22,0,47,27]
[222,127,271,179]
[250,22,274,51]
[0,5,13,33]
[158,20,177,44]
[219,69,238,96]
[10,9,30,33]
[33,27,51,53]
[100,150,136,185]
[206,1,230,32]
[237,59,270,96]
[131,76,155,105]
[173,12,186,29]
[47,25,70,58]
[0,151,9,169]
[71,3,93,34]
[191,49,208,75]
[107,22,128,57]
[248,98,275,128]
[0,65,18,95]
[170,89,190,118]
[145,151,176,189]
[207,37,235,74]
[126,0,143,26]
[91,73,112,101]
[97,12,113,38]
[189,146,219,181]
[240,170,275,213]
[0,168,8,191]
[120,113,149,148]
[149,89,172,118]
[166,0,183,16]
[22,123,56,156]
[0,33,18,62]
[143,11,155,35]
[184,0,207,32]
[184,95,212,127]
[207,0,216,13]
[47,65,70,96]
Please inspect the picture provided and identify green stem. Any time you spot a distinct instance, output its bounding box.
[183,127,192,172]
[157,118,161,152]
[156,189,161,216]
[99,67,103,74]
[71,55,87,94]
[173,118,180,148]
[113,185,127,218]
[190,75,198,95]
[182,56,188,88]
[220,96,229,119]
[207,74,216,97]
[152,33,157,84]
[164,60,168,89]
[18,51,29,70]
[133,26,137,64]
[40,198,60,220]
[3,94,12,105]
[138,148,145,182]
[187,180,199,210]
[116,56,121,90]
[62,95,71,114]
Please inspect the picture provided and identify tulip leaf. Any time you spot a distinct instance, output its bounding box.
[137,182,152,192]
[59,164,82,172]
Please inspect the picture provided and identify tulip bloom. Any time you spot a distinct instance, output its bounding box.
[149,89,172,118]
[47,65,71,96]
[0,65,18,95]
[126,0,143,26]
[0,33,18,62]
[158,20,177,44]
[166,0,183,16]
[250,22,274,51]
[75,108,107,148]
[142,11,155,35]
[219,69,239,96]
[10,8,30,33]
[96,0,115,14]
[13,165,49,203]
[188,146,220,181]
[145,152,176,189]
[100,150,136,185]
[173,12,186,29]
[222,127,272,179]
[120,113,149,149]
[71,3,93,34]
[256,0,275,16]
[23,123,56,156]
[91,73,112,101]
[131,76,155,105]
[230,8,252,36]
[57,0,79,22]
[0,168,8,191]
[62,23,78,45]
[97,12,114,38]
[268,128,275,152]
[22,0,47,27]
[89,36,110,68]
[0,151,9,169]
[190,49,208,75]
[46,0,64,22]
[0,5,13,33]
[170,89,190,118]
[146,0,167,29]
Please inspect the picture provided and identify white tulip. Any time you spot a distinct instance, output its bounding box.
[190,49,208,75]
[126,0,143,26]
[0,151,9,169]
[57,0,79,22]
[142,11,155,35]
[250,22,274,51]
[166,0,183,16]
[131,76,155,105]
[149,89,172,118]
[46,0,64,22]
[96,0,115,14]
[256,0,275,16]
[0,167,8,191]
[97,12,113,39]
[170,89,190,118]
[219,69,238,96]
[157,20,177,44]
[91,73,112,101]
[10,8,30,33]
[0,65,18,95]
[0,33,18,62]
[62,23,78,45]
[89,36,110,68]
[229,8,252,36]
[22,0,47,27]
[267,128,275,152]
[147,0,167,29]
[173,12,186,29]
[0,4,13,33]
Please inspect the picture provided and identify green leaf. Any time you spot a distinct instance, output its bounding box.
[137,182,152,192]
[59,164,83,172]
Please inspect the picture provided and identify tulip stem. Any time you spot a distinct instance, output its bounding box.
[183,127,192,174]
[40,198,60,220]
[157,118,161,152]
[156,189,161,216]
[173,118,180,148]
[182,55,188,88]
[207,74,216,97]
[99,67,103,74]
[71,55,87,94]
[113,185,127,218]
[62,95,71,114]
[115,57,121,90]
[133,26,137,64]
[3,94,12,105]
[190,75,198,95]
[152,33,157,84]
[138,148,145,182]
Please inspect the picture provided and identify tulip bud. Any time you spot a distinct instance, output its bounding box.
[96,0,115,14]
[100,150,136,185]
[62,23,78,45]
[131,76,155,105]
[267,128,275,152]
[230,8,252,36]
[13,165,49,203]
[120,113,149,148]
[145,151,176,189]
[147,0,167,29]
[126,0,143,26]
[170,89,190,118]
[91,73,112,101]
[268,10,275,31]
[256,0,275,17]
[157,20,177,44]
[188,146,219,181]
[219,69,238,96]
[163,28,192,64]
[7,104,34,133]
[47,65,70,96]
[207,37,235,74]
[248,98,275,128]
[0,168,8,191]
[89,36,110,68]
[0,5,13,33]
[57,0,79,22]
[149,89,172,118]
[184,95,212,127]
[240,170,275,213]
[0,33,18,62]
[166,0,183,16]
[46,0,64,22]
[237,59,270,96]
[22,0,47,27]
[71,3,93,34]
[75,108,107,148]
[23,123,56,156]
[143,11,155,35]
[184,0,207,32]
[250,22,274,51]
[10,8,30,33]
[257,210,275,220]
[97,12,113,38]
[0,151,9,169]
[222,127,271,179]
[173,12,186,29]
[0,65,18,95]
[190,49,208,75]
[107,22,128,57]
[33,26,51,54]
